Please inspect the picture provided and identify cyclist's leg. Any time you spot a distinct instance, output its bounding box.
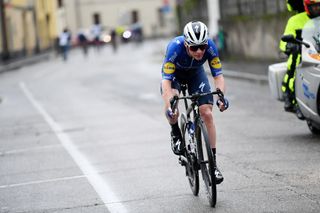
[198,103,224,183]
[187,67,215,148]
[188,68,223,183]
[199,104,215,148]
[160,79,184,155]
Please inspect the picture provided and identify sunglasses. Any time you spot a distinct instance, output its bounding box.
[189,44,208,52]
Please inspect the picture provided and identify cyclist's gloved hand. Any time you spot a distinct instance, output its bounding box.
[166,107,179,120]
[166,107,175,119]
[217,97,229,112]
[166,95,179,119]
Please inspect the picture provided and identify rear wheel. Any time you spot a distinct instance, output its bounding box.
[180,113,199,196]
[196,119,217,207]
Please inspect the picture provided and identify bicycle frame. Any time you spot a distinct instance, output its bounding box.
[175,84,223,119]
[181,85,200,128]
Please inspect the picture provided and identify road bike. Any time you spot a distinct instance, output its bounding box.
[170,84,226,207]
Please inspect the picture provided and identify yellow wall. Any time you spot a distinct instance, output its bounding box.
[35,0,58,50]
[24,11,36,55]
[2,0,58,56]
[9,0,32,52]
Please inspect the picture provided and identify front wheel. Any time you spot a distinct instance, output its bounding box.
[196,119,217,207]
[180,113,199,196]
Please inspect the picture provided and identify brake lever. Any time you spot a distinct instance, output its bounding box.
[170,95,179,112]
[216,88,226,111]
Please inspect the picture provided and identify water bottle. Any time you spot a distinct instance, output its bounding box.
[188,121,195,136]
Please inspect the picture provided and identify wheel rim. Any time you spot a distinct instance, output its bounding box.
[180,114,199,195]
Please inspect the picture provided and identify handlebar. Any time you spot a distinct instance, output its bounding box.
[170,88,225,111]
[281,34,310,48]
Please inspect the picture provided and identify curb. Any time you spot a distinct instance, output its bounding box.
[223,69,268,84]
[0,53,52,74]
[205,68,268,84]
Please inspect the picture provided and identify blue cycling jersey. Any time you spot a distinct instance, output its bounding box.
[161,36,222,81]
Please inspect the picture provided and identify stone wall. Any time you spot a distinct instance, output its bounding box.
[221,14,291,61]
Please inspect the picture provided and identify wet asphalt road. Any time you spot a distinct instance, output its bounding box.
[0,39,319,213]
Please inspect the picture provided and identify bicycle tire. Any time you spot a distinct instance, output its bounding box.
[196,119,217,207]
[180,113,199,196]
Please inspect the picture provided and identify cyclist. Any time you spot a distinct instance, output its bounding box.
[279,0,320,119]
[160,21,229,184]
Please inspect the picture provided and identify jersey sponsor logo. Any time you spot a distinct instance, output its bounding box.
[163,62,175,74]
[210,57,221,69]
[208,47,215,56]
[199,82,205,92]
[169,52,178,62]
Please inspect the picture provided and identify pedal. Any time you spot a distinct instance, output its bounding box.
[178,156,188,166]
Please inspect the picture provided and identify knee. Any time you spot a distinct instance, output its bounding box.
[200,107,213,122]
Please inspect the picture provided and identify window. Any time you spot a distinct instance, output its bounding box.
[57,0,63,8]
[93,13,100,25]
[132,10,139,24]
[158,8,164,27]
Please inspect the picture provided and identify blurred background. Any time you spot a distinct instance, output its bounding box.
[0,0,290,63]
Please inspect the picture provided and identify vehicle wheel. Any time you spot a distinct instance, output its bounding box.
[306,120,320,135]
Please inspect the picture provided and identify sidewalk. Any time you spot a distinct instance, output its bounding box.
[0,52,53,73]
[221,59,276,83]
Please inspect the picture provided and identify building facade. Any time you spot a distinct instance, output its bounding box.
[1,0,178,62]
[0,0,59,61]
[60,0,176,39]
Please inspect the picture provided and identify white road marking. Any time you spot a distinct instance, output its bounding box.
[0,144,62,156]
[0,175,85,189]
[19,82,127,213]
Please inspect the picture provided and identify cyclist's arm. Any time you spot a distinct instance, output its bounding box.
[161,79,175,109]
[213,74,228,111]
[207,39,223,78]
[213,74,225,93]
[161,39,180,108]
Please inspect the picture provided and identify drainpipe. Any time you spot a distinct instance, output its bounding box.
[75,0,82,29]
[0,0,10,61]
[32,5,40,53]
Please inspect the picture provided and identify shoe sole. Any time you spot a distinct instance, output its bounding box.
[216,177,224,185]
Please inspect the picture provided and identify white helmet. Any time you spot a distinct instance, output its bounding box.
[183,21,208,45]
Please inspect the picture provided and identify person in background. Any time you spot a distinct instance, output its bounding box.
[59,28,71,61]
[280,0,308,119]
[77,30,88,57]
[91,23,102,51]
[110,28,118,53]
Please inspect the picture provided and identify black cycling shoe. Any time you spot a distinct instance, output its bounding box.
[170,131,184,156]
[215,167,224,184]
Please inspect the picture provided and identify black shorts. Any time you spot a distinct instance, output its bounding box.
[161,67,214,106]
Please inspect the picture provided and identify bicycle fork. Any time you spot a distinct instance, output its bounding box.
[179,120,198,169]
